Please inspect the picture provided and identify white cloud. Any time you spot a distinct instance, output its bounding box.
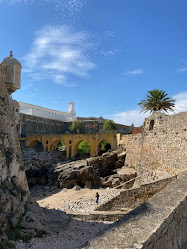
[105,91,187,126]
[171,91,187,114]
[122,69,144,76]
[104,30,115,38]
[0,0,32,6]
[100,49,121,57]
[105,110,148,127]
[0,0,85,12]
[22,25,96,85]
[178,67,187,72]
[125,69,144,75]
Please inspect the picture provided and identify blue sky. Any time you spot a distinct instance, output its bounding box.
[0,0,187,126]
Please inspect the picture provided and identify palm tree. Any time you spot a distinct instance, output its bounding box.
[138,89,176,113]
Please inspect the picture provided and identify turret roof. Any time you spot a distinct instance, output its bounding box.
[1,51,22,67]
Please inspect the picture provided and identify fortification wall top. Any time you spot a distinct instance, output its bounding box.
[81,171,187,249]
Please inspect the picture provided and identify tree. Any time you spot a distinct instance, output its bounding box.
[128,123,134,134]
[69,121,84,134]
[102,119,117,133]
[78,141,90,154]
[100,140,111,151]
[138,89,175,113]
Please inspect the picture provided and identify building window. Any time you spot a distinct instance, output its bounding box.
[149,120,154,131]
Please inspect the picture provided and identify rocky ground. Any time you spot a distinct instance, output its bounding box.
[15,186,121,249]
[31,185,121,213]
[23,147,137,190]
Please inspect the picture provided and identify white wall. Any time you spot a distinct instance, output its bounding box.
[19,102,76,122]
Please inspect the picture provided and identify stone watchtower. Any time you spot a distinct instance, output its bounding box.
[68,101,76,114]
[1,51,22,94]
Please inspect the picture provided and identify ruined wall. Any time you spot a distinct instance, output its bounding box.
[120,111,187,175]
[0,65,28,241]
[96,176,175,211]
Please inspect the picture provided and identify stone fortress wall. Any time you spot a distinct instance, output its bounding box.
[0,59,28,241]
[18,114,130,137]
[119,111,187,175]
[19,113,71,136]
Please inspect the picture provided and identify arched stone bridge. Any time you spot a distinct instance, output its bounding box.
[25,133,117,158]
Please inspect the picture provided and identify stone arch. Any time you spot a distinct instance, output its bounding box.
[98,139,112,155]
[72,139,91,159]
[28,140,44,152]
[50,140,66,151]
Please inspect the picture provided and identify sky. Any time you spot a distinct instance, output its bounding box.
[0,0,187,126]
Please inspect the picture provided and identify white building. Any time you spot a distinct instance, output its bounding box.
[19,102,76,122]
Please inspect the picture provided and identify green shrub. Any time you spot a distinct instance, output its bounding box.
[0,242,8,249]
[7,225,30,242]
[102,120,116,133]
[70,121,84,134]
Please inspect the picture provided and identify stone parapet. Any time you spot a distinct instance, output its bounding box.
[96,176,175,211]
[81,171,187,249]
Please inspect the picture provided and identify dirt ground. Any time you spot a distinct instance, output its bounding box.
[31,186,121,213]
[15,186,121,249]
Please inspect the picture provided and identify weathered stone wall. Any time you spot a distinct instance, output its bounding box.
[96,176,175,211]
[20,113,71,136]
[19,114,130,136]
[0,64,28,241]
[81,171,187,249]
[120,111,187,175]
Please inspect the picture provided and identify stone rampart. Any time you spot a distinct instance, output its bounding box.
[0,64,28,241]
[19,114,130,136]
[20,113,71,136]
[120,111,187,174]
[81,171,187,249]
[96,176,175,211]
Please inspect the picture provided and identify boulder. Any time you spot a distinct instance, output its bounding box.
[103,174,120,188]
[87,152,118,177]
[117,167,137,181]
[117,151,126,162]
[117,167,137,189]
[54,160,102,189]
[112,178,121,187]
[115,160,124,168]
[73,185,81,191]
